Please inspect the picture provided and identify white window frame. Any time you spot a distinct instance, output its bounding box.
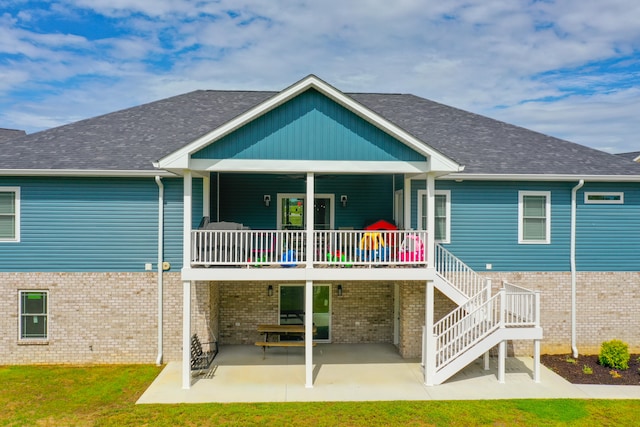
[417,189,450,244]
[19,290,49,341]
[584,192,624,204]
[518,191,551,244]
[0,186,20,242]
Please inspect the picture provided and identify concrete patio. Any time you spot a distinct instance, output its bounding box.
[137,344,640,404]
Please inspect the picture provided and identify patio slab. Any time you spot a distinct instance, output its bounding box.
[136,344,640,404]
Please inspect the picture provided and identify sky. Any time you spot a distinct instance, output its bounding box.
[1,0,639,154]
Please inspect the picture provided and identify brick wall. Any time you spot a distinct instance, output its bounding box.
[2,270,636,365]
[397,282,458,359]
[481,272,640,355]
[0,272,184,364]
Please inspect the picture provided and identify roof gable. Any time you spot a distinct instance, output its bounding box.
[157,75,461,174]
[192,88,426,162]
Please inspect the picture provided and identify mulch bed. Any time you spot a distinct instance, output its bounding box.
[541,354,640,385]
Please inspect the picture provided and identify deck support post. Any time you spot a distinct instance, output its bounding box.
[182,170,193,390]
[305,172,314,388]
[424,280,435,386]
[533,339,541,382]
[182,280,192,389]
[483,351,490,371]
[498,340,506,384]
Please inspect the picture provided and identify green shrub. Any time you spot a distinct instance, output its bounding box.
[598,339,630,370]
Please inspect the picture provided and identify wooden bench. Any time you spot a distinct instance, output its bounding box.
[254,340,316,358]
[190,333,218,372]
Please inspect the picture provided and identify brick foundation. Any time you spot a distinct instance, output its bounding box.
[2,271,637,364]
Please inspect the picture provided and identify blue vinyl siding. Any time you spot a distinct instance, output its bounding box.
[216,173,394,230]
[414,180,640,272]
[193,89,426,162]
[575,182,640,271]
[416,180,572,272]
[0,177,201,272]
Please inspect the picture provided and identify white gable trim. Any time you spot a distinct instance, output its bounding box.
[156,75,461,173]
[187,159,430,174]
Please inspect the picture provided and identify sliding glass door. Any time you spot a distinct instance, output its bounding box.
[279,284,330,341]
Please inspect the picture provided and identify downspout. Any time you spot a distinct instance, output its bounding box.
[570,179,584,358]
[155,176,164,366]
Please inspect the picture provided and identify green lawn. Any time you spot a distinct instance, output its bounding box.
[1,365,639,426]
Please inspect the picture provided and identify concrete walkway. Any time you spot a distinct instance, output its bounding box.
[137,344,640,404]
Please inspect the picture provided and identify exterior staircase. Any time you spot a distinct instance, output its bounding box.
[427,245,543,385]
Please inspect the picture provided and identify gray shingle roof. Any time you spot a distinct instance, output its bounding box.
[616,151,640,162]
[1,88,639,176]
[0,128,26,142]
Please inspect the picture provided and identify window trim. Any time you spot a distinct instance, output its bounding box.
[584,192,624,204]
[518,191,551,244]
[18,290,49,342]
[0,186,20,242]
[417,189,451,244]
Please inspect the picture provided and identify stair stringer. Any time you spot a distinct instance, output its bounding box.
[430,326,543,386]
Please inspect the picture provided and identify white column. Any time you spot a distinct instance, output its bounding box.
[533,340,541,383]
[403,176,411,229]
[424,280,435,386]
[306,172,314,268]
[498,340,506,384]
[183,170,193,269]
[182,170,193,389]
[305,173,315,388]
[305,279,314,388]
[202,175,210,219]
[426,174,435,268]
[182,280,192,389]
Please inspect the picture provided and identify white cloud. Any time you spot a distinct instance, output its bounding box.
[0,1,638,153]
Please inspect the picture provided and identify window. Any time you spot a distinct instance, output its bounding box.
[0,187,19,241]
[418,190,450,243]
[519,191,551,244]
[585,192,624,204]
[19,291,48,340]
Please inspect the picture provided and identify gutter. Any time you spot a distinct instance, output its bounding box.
[570,179,584,358]
[155,176,165,366]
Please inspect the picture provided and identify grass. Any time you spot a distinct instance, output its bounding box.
[2,365,640,426]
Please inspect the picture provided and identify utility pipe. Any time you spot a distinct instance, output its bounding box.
[155,176,164,366]
[570,179,584,358]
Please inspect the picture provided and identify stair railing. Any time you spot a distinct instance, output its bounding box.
[435,244,489,300]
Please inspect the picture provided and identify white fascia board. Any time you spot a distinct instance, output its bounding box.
[0,169,176,178]
[156,74,462,174]
[441,173,640,182]
[189,159,429,174]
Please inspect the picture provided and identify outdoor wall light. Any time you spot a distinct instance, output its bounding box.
[263,194,271,207]
[337,284,343,297]
[340,195,348,207]
[268,285,273,296]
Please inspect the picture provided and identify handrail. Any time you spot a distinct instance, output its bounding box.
[435,244,488,299]
[435,282,540,371]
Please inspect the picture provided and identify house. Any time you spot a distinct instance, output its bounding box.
[1,75,639,389]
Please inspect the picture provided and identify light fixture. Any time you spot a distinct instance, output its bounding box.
[337,284,343,297]
[340,195,348,207]
[268,285,273,296]
[263,194,271,207]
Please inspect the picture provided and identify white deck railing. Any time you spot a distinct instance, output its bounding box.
[190,229,429,268]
